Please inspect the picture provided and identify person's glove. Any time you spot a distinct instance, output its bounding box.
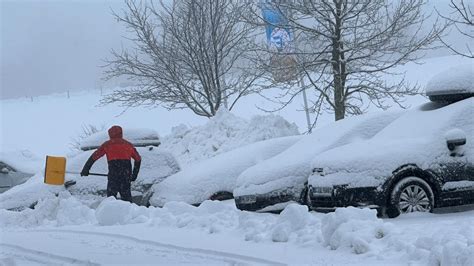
[80,169,89,177]
[130,173,138,182]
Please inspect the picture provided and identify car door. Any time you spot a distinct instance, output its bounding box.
[0,162,14,193]
[436,111,474,206]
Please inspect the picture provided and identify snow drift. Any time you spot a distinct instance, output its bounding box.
[159,109,299,165]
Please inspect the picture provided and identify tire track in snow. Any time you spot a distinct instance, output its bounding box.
[29,229,286,265]
[0,243,99,266]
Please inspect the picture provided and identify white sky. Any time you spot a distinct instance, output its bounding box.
[0,0,469,99]
[1,0,128,99]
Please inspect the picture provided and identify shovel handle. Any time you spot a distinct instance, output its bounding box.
[66,171,108,177]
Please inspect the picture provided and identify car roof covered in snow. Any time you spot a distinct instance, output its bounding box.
[425,64,474,101]
[80,128,161,151]
[0,150,43,174]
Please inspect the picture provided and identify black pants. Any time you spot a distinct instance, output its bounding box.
[107,177,132,202]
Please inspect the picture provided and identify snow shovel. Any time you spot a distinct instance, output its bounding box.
[44,156,107,187]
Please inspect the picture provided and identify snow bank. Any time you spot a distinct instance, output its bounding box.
[159,109,299,165]
[0,173,64,210]
[0,191,95,227]
[150,136,301,206]
[321,207,392,254]
[80,128,160,150]
[96,197,149,225]
[426,64,474,96]
[270,204,312,242]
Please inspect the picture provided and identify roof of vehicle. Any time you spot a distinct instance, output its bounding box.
[0,150,42,174]
[80,128,160,151]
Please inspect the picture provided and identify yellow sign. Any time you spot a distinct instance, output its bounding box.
[44,156,66,185]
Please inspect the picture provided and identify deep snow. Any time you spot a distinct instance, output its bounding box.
[0,196,472,265]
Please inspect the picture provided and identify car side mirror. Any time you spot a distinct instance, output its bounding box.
[445,128,467,152]
[0,167,10,174]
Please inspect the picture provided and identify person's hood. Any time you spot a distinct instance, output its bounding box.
[108,126,123,139]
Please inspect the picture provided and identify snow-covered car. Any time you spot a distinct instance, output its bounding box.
[80,128,161,151]
[308,97,474,217]
[66,146,180,206]
[233,111,403,212]
[0,150,42,193]
[426,64,473,102]
[149,136,302,207]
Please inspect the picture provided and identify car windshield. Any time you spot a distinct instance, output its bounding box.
[373,98,473,140]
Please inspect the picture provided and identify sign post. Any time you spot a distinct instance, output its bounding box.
[261,0,312,133]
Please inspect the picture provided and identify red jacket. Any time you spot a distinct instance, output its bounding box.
[92,126,141,162]
[82,126,141,181]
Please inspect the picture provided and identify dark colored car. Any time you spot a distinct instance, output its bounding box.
[307,97,474,217]
[0,161,34,193]
[233,111,402,212]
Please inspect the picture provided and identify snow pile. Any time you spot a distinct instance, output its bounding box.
[80,128,160,150]
[240,203,321,245]
[95,197,149,225]
[150,201,241,234]
[426,64,474,95]
[0,191,95,227]
[420,222,474,266]
[150,136,301,206]
[0,173,64,210]
[159,109,299,164]
[321,207,392,254]
[270,204,313,242]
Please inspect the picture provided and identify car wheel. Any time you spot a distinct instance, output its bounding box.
[300,183,309,205]
[388,176,434,218]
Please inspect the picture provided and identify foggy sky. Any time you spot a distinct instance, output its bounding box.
[1,0,127,99]
[0,0,469,100]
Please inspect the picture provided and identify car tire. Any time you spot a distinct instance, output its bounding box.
[300,182,309,205]
[388,176,434,218]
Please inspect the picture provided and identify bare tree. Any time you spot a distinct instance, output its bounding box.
[251,0,447,121]
[70,124,105,151]
[438,0,473,58]
[103,0,262,117]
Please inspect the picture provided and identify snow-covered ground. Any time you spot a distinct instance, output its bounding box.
[1,196,472,265]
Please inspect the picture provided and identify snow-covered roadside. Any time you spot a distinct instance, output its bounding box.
[1,194,472,265]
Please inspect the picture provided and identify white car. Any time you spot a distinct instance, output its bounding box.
[233,110,402,212]
[149,136,301,207]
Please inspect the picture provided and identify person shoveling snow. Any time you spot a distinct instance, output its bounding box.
[80,125,141,202]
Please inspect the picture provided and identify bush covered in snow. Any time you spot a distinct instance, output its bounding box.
[159,109,299,165]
